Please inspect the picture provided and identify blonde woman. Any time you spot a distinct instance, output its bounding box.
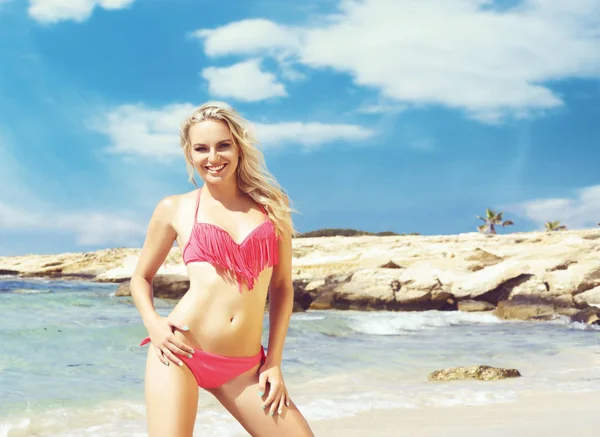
[131,102,314,436]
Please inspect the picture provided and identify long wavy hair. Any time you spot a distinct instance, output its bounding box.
[179,101,298,238]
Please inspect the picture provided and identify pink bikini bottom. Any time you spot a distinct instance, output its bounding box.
[140,337,265,389]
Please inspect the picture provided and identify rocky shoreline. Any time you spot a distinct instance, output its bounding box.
[1,229,599,323]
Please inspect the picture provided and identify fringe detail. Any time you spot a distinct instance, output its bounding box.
[184,221,280,292]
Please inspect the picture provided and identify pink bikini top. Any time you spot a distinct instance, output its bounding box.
[182,188,280,291]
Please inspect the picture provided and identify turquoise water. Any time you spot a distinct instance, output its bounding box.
[1,276,599,436]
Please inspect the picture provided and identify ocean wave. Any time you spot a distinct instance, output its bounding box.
[345,310,503,336]
[9,288,52,295]
[300,387,518,421]
[0,401,244,437]
[292,313,327,322]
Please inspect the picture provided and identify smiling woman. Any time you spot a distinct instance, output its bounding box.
[130,101,314,437]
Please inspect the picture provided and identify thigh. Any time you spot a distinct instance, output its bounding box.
[209,364,314,437]
[145,347,199,437]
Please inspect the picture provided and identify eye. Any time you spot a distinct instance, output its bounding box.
[194,146,208,152]
[219,143,230,148]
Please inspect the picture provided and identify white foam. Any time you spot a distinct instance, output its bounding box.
[292,313,326,321]
[346,310,503,335]
[10,289,51,295]
[299,387,518,421]
[0,402,246,437]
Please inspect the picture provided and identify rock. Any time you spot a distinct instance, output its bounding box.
[292,301,305,312]
[292,279,318,310]
[493,298,556,321]
[451,260,527,300]
[458,300,495,312]
[571,307,600,325]
[555,307,580,318]
[378,260,403,269]
[305,279,325,291]
[115,282,131,296]
[2,229,600,317]
[116,275,190,299]
[464,248,502,263]
[574,286,600,306]
[334,267,454,311]
[309,290,334,310]
[428,365,521,381]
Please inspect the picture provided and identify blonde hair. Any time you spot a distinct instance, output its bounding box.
[179,101,298,238]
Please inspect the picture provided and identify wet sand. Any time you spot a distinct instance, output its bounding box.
[310,390,600,437]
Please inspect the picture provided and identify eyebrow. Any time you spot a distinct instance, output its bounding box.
[192,139,231,147]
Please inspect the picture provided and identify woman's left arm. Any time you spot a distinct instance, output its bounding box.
[266,230,294,364]
[259,221,295,415]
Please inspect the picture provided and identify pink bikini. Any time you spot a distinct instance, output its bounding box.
[140,187,280,389]
[182,187,280,292]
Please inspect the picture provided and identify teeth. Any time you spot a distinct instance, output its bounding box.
[207,164,225,171]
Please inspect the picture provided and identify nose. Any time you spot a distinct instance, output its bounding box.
[208,147,219,163]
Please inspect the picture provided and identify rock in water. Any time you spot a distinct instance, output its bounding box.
[457,300,495,312]
[428,365,521,381]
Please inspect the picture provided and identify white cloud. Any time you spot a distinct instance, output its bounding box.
[358,102,407,114]
[201,59,287,102]
[0,201,145,246]
[89,103,195,159]
[253,121,374,149]
[91,103,374,157]
[28,0,135,23]
[191,19,301,58]
[508,185,600,229]
[191,0,600,122]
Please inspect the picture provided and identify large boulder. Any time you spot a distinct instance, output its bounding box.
[451,260,527,300]
[116,274,190,299]
[331,267,455,311]
[574,286,600,306]
[494,298,556,321]
[428,365,521,381]
[458,300,495,312]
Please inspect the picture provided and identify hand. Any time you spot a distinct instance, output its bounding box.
[258,361,290,416]
[145,315,195,367]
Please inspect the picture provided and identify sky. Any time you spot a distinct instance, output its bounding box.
[0,0,599,256]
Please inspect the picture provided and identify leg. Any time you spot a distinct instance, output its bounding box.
[145,347,199,437]
[209,363,314,437]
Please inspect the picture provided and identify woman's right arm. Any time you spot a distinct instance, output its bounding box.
[130,196,195,366]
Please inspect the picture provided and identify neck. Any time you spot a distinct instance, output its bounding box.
[202,179,243,203]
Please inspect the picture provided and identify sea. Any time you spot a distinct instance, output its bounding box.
[1,276,599,437]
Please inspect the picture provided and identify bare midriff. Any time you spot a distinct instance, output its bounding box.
[167,262,273,358]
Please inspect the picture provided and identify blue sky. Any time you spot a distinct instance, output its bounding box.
[0,0,599,256]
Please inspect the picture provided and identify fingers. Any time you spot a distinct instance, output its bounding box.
[263,380,283,416]
[168,320,190,333]
[276,392,286,416]
[160,346,185,367]
[164,322,195,356]
[164,335,195,358]
[153,345,169,366]
[258,373,267,399]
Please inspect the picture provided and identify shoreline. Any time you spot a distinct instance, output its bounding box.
[311,389,600,437]
[1,229,599,321]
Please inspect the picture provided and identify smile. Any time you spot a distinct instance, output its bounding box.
[206,164,227,174]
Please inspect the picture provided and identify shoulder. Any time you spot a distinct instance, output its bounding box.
[153,190,196,222]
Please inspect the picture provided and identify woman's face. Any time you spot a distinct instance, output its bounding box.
[188,119,240,184]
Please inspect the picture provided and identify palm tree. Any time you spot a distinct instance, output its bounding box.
[545,220,567,232]
[476,209,514,234]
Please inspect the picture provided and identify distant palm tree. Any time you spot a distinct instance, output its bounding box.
[476,209,514,234]
[545,220,567,232]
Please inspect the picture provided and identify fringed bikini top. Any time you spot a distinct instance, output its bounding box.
[182,188,280,291]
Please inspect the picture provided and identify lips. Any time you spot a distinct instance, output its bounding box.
[205,163,227,174]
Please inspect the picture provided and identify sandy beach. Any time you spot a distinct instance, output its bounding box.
[311,390,600,437]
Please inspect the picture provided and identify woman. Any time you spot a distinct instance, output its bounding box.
[130,102,314,437]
